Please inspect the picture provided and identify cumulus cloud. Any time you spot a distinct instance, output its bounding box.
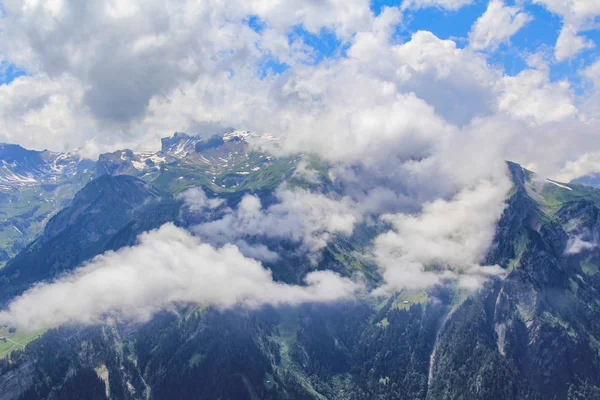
[0,74,97,154]
[1,1,254,124]
[583,58,600,86]
[469,0,532,51]
[555,25,595,61]
[0,0,596,182]
[555,151,600,182]
[0,0,373,152]
[579,58,600,124]
[530,0,600,61]
[0,224,362,331]
[373,178,511,292]
[497,69,577,125]
[192,187,358,263]
[531,0,600,27]
[177,187,225,213]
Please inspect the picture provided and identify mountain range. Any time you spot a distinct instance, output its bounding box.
[1,132,600,399]
[0,130,281,267]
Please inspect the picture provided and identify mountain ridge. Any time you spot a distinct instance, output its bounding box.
[2,138,600,399]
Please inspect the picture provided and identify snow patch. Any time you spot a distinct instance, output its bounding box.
[546,179,573,191]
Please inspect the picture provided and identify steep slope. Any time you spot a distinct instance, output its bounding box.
[571,173,600,189]
[0,130,285,267]
[0,175,180,302]
[428,163,600,399]
[0,130,337,300]
[0,144,95,266]
[0,144,90,187]
[6,152,600,399]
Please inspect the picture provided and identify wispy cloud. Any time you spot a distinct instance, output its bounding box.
[566,235,597,254]
[192,186,358,264]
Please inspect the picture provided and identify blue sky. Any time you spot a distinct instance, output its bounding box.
[0,62,26,84]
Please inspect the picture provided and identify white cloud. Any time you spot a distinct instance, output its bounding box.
[246,0,374,39]
[0,175,514,332]
[0,0,373,139]
[177,187,225,213]
[555,151,600,182]
[497,69,577,125]
[566,235,596,254]
[469,0,532,51]
[0,74,96,154]
[0,0,593,182]
[579,58,600,124]
[530,0,600,60]
[531,0,600,27]
[555,25,595,61]
[193,187,358,263]
[373,178,511,292]
[0,224,362,331]
[582,57,600,86]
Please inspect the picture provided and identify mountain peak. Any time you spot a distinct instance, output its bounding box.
[0,144,90,188]
[160,132,200,155]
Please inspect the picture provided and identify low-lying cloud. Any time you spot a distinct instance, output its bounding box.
[177,187,225,212]
[1,174,514,332]
[566,235,597,254]
[192,187,358,264]
[0,224,362,331]
[373,179,511,292]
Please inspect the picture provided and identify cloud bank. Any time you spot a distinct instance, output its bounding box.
[1,174,514,332]
[374,179,511,292]
[192,187,358,264]
[0,0,597,179]
[0,224,362,331]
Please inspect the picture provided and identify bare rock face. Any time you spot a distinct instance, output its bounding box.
[0,362,34,400]
[0,143,92,188]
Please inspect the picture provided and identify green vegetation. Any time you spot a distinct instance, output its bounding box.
[286,154,334,190]
[377,317,389,328]
[508,231,529,270]
[324,239,380,282]
[6,158,600,398]
[582,260,599,276]
[391,290,430,310]
[0,327,43,357]
[188,352,205,368]
[150,162,213,194]
[263,372,277,391]
[0,187,66,267]
[151,152,300,199]
[0,170,95,267]
[526,178,600,217]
